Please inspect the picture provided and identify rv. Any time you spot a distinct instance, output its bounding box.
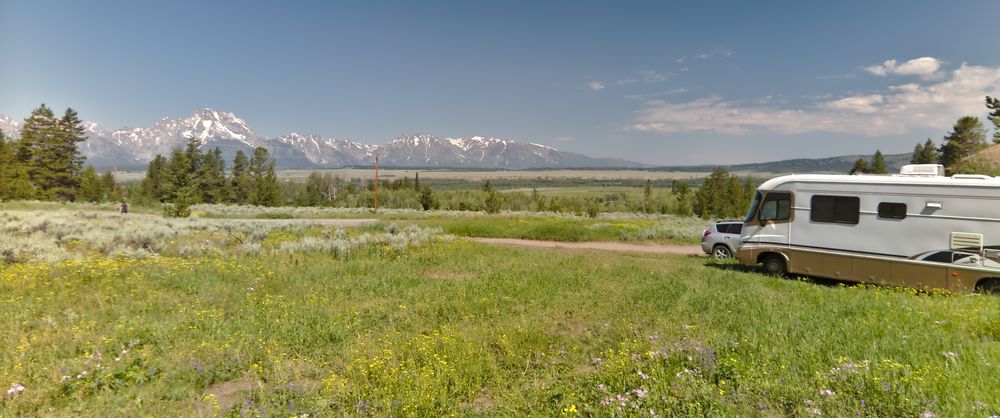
[737,164,1000,294]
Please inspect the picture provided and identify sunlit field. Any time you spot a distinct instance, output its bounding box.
[1,207,999,416]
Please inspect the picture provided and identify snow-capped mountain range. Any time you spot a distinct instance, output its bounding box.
[0,108,644,170]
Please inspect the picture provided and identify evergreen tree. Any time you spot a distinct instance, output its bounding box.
[161,147,193,203]
[910,139,939,164]
[987,96,1000,144]
[197,148,227,203]
[643,179,652,201]
[672,181,692,216]
[100,171,122,202]
[78,166,104,202]
[939,116,988,175]
[18,105,60,199]
[849,158,869,174]
[481,179,500,214]
[693,167,738,218]
[139,155,166,202]
[249,147,280,206]
[0,131,36,200]
[300,172,327,206]
[870,150,888,174]
[414,171,420,191]
[418,185,436,210]
[230,150,251,204]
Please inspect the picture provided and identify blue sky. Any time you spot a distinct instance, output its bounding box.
[2,0,1000,165]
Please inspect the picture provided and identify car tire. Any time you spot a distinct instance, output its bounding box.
[762,254,787,276]
[712,244,732,259]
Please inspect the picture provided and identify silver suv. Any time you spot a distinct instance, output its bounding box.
[701,221,743,259]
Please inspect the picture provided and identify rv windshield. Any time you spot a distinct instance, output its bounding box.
[744,191,762,223]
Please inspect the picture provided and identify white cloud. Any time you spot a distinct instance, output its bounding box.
[588,81,606,90]
[865,57,942,78]
[628,63,1000,136]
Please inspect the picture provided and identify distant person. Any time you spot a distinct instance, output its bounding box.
[118,202,129,215]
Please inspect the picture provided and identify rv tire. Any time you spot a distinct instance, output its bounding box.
[977,279,1000,296]
[762,254,787,277]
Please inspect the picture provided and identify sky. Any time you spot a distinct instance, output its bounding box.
[2,0,1000,165]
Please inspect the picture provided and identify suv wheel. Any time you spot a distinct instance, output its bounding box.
[712,245,732,259]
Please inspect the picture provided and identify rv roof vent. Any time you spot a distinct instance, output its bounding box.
[952,174,992,180]
[951,232,983,252]
[899,164,945,177]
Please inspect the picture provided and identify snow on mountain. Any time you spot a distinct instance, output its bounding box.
[271,132,375,166]
[106,108,265,161]
[0,109,645,170]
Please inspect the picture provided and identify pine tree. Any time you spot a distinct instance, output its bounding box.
[300,172,326,206]
[78,166,104,202]
[17,105,58,198]
[481,180,500,214]
[139,155,166,202]
[644,179,652,201]
[849,158,869,174]
[197,148,227,203]
[0,131,36,200]
[249,147,280,206]
[414,171,420,191]
[100,171,122,202]
[418,185,436,210]
[870,150,888,174]
[939,116,988,175]
[910,139,939,164]
[986,96,1000,144]
[230,150,251,204]
[161,147,193,203]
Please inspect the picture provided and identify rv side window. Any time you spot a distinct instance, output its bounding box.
[877,202,906,219]
[760,192,791,221]
[810,195,860,224]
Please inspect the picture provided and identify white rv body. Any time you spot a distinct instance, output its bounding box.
[737,165,1000,293]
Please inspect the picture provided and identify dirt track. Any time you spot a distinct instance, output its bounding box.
[470,237,703,255]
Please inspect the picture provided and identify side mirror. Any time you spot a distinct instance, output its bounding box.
[759,216,766,227]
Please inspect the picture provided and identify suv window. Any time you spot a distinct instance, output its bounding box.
[717,223,742,234]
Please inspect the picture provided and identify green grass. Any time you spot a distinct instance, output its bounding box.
[410,216,702,243]
[2,237,999,416]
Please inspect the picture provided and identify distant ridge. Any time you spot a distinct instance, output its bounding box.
[653,152,914,174]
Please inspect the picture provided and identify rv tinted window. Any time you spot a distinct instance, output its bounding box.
[810,195,859,224]
[878,202,906,219]
[760,192,791,221]
[716,224,733,234]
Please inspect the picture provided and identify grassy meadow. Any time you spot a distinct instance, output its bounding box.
[1,206,999,416]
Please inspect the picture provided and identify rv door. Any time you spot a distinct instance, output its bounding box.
[752,191,792,247]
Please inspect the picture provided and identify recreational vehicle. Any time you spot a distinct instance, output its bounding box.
[737,164,1000,294]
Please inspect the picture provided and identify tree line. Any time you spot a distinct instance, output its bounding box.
[851,97,1000,176]
[0,104,122,202]
[135,138,281,216]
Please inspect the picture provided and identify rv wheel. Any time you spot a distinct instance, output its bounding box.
[977,279,1000,296]
[713,245,732,259]
[762,255,787,276]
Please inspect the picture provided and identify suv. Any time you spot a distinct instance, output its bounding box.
[701,221,743,259]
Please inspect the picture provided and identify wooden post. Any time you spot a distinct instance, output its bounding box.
[374,154,379,213]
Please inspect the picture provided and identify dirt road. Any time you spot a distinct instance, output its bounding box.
[470,237,703,255]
